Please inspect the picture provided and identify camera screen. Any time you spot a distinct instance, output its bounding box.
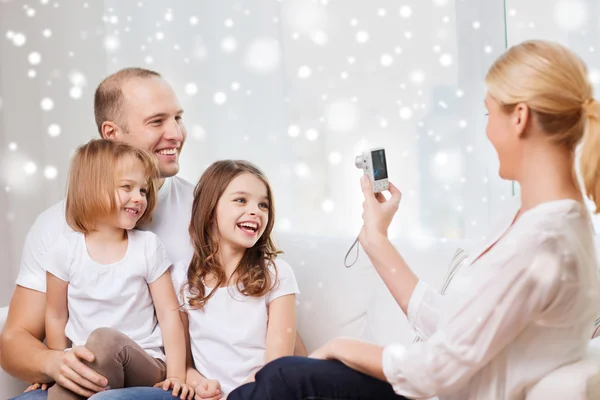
[371,149,388,181]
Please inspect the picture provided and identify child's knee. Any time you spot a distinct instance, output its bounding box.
[85,328,128,361]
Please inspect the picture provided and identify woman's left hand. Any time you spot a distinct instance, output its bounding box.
[308,340,336,361]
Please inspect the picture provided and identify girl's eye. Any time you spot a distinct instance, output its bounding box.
[235,198,246,203]
[122,185,131,190]
[259,203,269,209]
[140,189,148,196]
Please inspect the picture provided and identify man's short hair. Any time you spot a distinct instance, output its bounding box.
[94,67,161,136]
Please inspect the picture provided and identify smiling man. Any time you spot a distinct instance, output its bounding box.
[0,68,195,400]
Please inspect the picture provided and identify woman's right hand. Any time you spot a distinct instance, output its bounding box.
[194,378,222,400]
[359,176,402,249]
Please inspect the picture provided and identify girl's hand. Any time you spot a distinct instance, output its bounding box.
[154,377,195,399]
[24,382,52,392]
[194,378,222,400]
[358,176,402,248]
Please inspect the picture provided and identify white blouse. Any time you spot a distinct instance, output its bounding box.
[382,199,600,400]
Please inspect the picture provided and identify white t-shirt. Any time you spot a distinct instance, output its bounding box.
[171,258,300,395]
[46,230,171,360]
[16,176,194,293]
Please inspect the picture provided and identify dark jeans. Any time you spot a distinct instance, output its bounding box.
[228,356,408,400]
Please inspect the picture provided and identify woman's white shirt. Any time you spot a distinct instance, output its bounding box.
[383,199,600,400]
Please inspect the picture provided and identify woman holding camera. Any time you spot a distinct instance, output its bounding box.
[227,39,600,400]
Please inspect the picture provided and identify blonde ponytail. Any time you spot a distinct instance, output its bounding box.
[580,99,600,213]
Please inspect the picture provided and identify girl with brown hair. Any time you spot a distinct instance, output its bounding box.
[171,160,299,399]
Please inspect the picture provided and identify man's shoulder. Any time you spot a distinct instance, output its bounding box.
[170,176,195,193]
[29,199,69,236]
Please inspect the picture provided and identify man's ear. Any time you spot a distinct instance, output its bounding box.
[101,121,120,140]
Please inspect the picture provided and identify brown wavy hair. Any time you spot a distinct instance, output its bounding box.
[66,139,159,234]
[186,160,281,309]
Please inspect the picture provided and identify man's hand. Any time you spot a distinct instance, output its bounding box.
[46,346,108,397]
[194,378,222,400]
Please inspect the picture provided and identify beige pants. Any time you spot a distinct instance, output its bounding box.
[48,328,166,400]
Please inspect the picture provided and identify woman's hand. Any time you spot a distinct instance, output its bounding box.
[359,176,402,249]
[308,339,337,361]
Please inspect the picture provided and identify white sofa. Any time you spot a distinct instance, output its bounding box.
[2,233,600,399]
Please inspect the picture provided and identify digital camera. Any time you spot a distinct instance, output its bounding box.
[355,147,389,193]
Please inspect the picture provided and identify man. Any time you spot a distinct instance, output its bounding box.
[1,68,194,400]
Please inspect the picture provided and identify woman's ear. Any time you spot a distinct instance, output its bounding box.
[513,102,530,138]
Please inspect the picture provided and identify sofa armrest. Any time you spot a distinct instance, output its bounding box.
[526,343,600,400]
[0,306,29,399]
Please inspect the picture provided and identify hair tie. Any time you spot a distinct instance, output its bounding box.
[583,98,600,120]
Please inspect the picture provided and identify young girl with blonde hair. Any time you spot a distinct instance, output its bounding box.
[42,139,193,399]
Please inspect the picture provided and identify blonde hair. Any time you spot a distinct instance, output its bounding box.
[94,67,161,136]
[485,40,600,212]
[66,139,160,233]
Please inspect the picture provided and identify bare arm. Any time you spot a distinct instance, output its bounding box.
[264,294,297,364]
[0,286,54,383]
[179,312,205,387]
[149,270,186,382]
[45,272,69,350]
[314,338,386,381]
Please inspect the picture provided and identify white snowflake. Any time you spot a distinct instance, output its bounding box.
[298,65,312,79]
[70,87,83,99]
[192,125,206,141]
[399,6,412,18]
[399,107,413,120]
[355,30,369,43]
[380,54,394,67]
[48,124,61,137]
[12,32,27,47]
[326,101,358,132]
[321,199,334,213]
[554,0,587,31]
[214,92,227,105]
[104,36,120,52]
[288,125,301,138]
[439,54,452,67]
[44,166,58,180]
[328,152,342,165]
[244,38,281,73]
[305,129,319,141]
[24,161,37,175]
[185,83,198,96]
[294,163,310,178]
[221,36,237,53]
[41,98,54,111]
